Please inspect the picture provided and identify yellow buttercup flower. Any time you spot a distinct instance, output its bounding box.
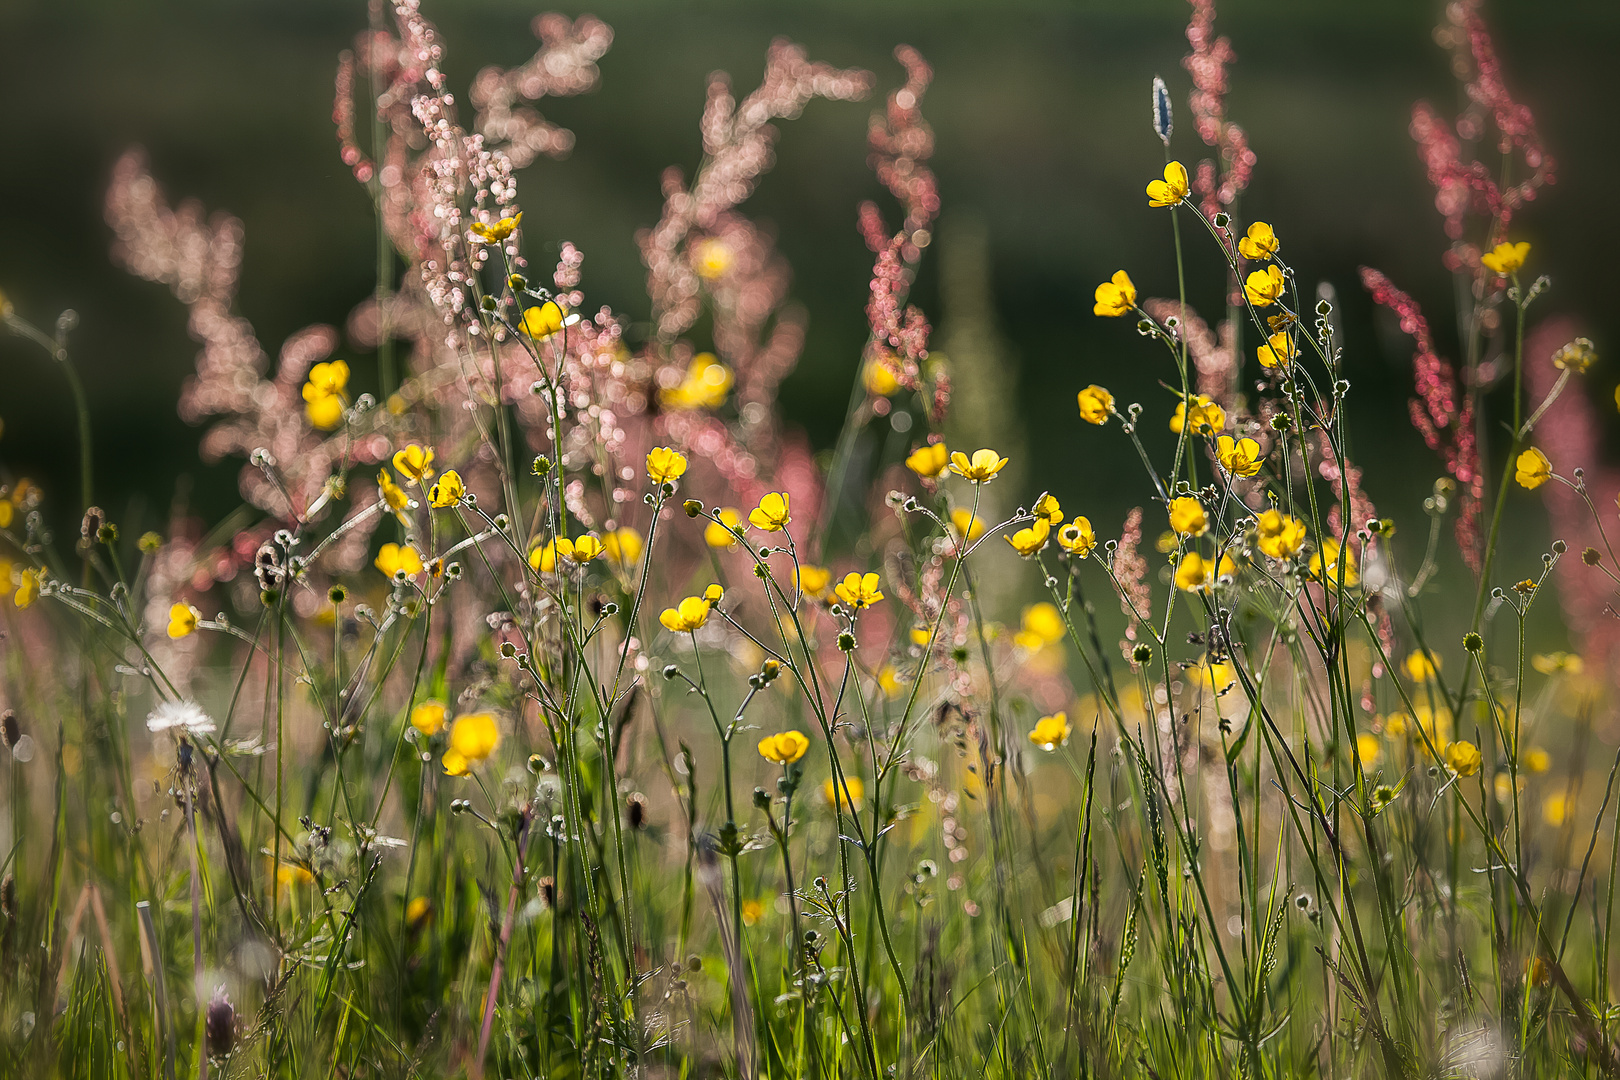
[950,508,986,542]
[1256,331,1296,369]
[1167,496,1208,538]
[1515,447,1552,489]
[659,596,712,633]
[468,212,521,243]
[1355,733,1382,767]
[376,543,424,579]
[393,444,436,483]
[428,469,465,509]
[302,360,350,430]
[1255,509,1307,560]
[305,394,345,430]
[1237,221,1279,261]
[1093,270,1137,317]
[1077,384,1115,424]
[1308,538,1359,588]
[521,301,566,340]
[1480,240,1530,277]
[410,700,447,737]
[602,527,643,566]
[910,626,932,646]
[378,470,410,517]
[1005,517,1051,557]
[748,492,791,531]
[834,572,884,610]
[1145,161,1190,208]
[759,730,810,765]
[0,503,11,529]
[1058,516,1096,558]
[660,353,734,411]
[1445,740,1482,777]
[1403,651,1440,683]
[905,442,950,479]
[1174,552,1235,594]
[703,583,724,604]
[528,540,557,574]
[795,564,831,598]
[556,534,604,564]
[1243,265,1286,307]
[1019,602,1065,648]
[1029,712,1071,751]
[646,446,688,485]
[444,712,500,775]
[1033,493,1063,525]
[1215,435,1264,478]
[705,508,743,548]
[863,357,901,397]
[949,448,1009,483]
[823,774,864,811]
[167,602,200,639]
[877,664,905,698]
[1525,747,1552,773]
[1170,394,1226,436]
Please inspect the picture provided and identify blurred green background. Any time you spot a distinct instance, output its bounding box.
[2,0,1617,581]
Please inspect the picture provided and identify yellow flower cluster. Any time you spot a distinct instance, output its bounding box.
[660,353,734,411]
[302,360,350,431]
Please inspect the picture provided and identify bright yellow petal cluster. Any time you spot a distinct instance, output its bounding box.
[1480,240,1530,277]
[863,357,901,397]
[376,543,424,579]
[659,595,712,633]
[1029,712,1071,751]
[1005,518,1050,557]
[950,508,986,543]
[1170,394,1226,436]
[1515,448,1552,489]
[1077,384,1114,424]
[749,492,791,531]
[428,469,465,509]
[556,534,604,564]
[660,353,734,411]
[14,568,41,609]
[834,572,884,610]
[443,711,500,775]
[1308,538,1359,588]
[1167,496,1208,538]
[705,508,743,548]
[1174,552,1235,593]
[1256,331,1296,369]
[949,448,1009,483]
[1146,161,1190,208]
[1215,435,1264,478]
[1255,509,1307,560]
[1058,516,1096,558]
[758,730,810,765]
[1403,651,1440,683]
[1237,221,1279,261]
[410,700,447,737]
[167,602,200,639]
[1033,493,1063,525]
[521,301,566,340]
[823,774,864,811]
[528,540,557,574]
[393,444,436,482]
[378,470,410,517]
[1355,733,1381,767]
[468,212,521,243]
[302,360,350,430]
[603,528,643,566]
[1243,265,1286,307]
[1093,271,1137,317]
[796,564,831,598]
[905,442,950,479]
[646,446,688,485]
[1444,739,1482,777]
[1015,602,1065,651]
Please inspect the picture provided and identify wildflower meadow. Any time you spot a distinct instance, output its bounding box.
[3,1,1619,1077]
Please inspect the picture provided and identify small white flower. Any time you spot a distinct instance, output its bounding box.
[147,700,216,736]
